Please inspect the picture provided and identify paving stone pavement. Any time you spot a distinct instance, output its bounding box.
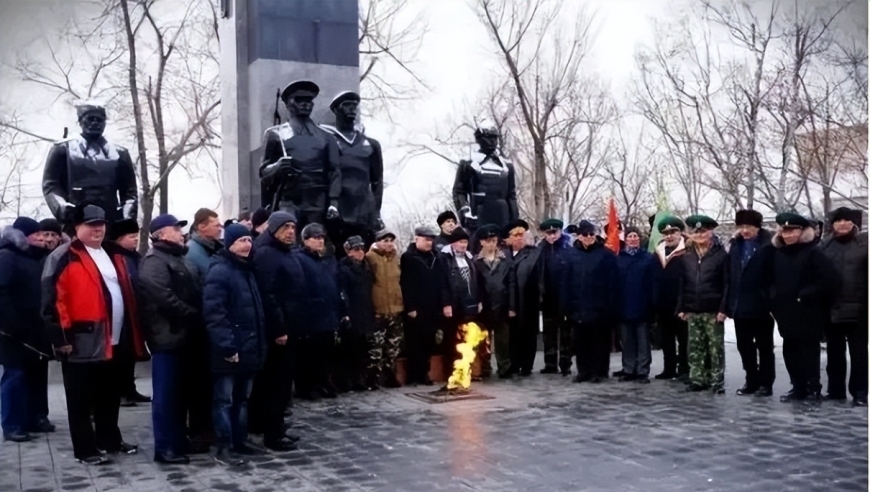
[1,326,866,492]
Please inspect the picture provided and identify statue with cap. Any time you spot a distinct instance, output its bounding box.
[260,80,341,235]
[319,90,384,249]
[42,100,138,227]
[452,119,518,233]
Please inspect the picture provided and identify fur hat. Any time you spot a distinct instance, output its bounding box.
[735,209,763,228]
[437,210,458,227]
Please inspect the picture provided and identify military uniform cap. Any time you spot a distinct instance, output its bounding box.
[281,80,320,102]
[476,224,500,240]
[539,218,564,232]
[657,216,685,233]
[684,214,718,231]
[330,90,360,111]
[775,212,809,229]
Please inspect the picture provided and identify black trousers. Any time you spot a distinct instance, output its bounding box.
[509,312,539,374]
[249,343,292,441]
[782,336,821,395]
[61,360,124,459]
[658,313,689,375]
[404,316,434,384]
[734,316,776,388]
[182,334,213,442]
[572,320,611,378]
[826,321,869,398]
[119,354,137,397]
[294,332,335,397]
[335,332,368,389]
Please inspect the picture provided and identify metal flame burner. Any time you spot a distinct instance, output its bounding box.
[406,387,495,404]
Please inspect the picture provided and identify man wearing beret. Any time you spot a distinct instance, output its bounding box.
[676,215,729,393]
[260,80,341,236]
[537,218,573,375]
[819,207,867,406]
[725,210,776,397]
[400,226,445,385]
[652,216,689,380]
[42,101,138,228]
[768,212,838,402]
[320,91,385,252]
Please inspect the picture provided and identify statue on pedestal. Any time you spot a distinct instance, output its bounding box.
[319,91,384,249]
[452,121,518,234]
[260,80,341,234]
[42,101,138,228]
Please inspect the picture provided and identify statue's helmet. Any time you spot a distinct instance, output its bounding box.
[74,100,107,121]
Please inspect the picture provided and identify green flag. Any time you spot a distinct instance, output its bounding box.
[647,193,672,253]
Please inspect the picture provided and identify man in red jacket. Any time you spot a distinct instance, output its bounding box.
[42,204,149,465]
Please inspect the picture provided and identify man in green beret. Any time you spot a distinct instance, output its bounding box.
[676,215,729,393]
[769,212,838,402]
[652,216,689,380]
[537,218,572,375]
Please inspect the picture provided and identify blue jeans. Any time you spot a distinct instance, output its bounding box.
[151,352,184,456]
[212,374,253,448]
[1,367,27,436]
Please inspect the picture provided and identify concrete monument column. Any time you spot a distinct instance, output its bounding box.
[219,0,359,218]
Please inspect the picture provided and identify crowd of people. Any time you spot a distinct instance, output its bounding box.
[0,202,865,468]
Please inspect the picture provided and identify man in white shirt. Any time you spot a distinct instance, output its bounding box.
[42,205,149,465]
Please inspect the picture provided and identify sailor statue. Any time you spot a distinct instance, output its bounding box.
[452,120,518,232]
[42,101,138,227]
[319,91,384,249]
[259,80,341,233]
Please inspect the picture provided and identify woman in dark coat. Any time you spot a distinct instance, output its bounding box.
[767,213,839,403]
[202,225,266,466]
[505,220,542,377]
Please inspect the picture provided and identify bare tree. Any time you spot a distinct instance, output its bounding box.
[604,123,656,227]
[358,0,429,120]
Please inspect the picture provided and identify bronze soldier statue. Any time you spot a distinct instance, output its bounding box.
[319,91,384,251]
[260,80,341,235]
[452,120,518,234]
[42,101,138,228]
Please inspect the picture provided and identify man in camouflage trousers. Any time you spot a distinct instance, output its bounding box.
[676,215,730,393]
[365,230,404,388]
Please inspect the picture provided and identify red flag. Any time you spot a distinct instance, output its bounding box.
[605,198,620,253]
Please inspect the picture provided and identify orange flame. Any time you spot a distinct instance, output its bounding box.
[447,323,489,390]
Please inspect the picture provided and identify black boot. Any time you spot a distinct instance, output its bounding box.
[154,451,190,464]
[736,384,759,396]
[213,447,246,466]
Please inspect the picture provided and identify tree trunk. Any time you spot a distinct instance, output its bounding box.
[120,0,151,255]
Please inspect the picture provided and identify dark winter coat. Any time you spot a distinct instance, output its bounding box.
[475,251,512,325]
[537,233,572,315]
[819,227,868,324]
[400,244,445,322]
[676,238,729,315]
[433,232,452,252]
[616,248,655,323]
[767,227,839,339]
[252,232,307,340]
[508,245,543,322]
[293,247,344,335]
[138,241,202,353]
[652,237,687,315]
[560,241,620,324]
[186,234,223,282]
[339,257,376,336]
[0,227,52,366]
[440,246,482,321]
[725,229,774,320]
[202,250,267,374]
